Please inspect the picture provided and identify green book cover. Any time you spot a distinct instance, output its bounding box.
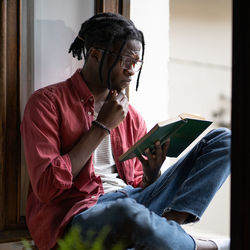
[119,114,213,162]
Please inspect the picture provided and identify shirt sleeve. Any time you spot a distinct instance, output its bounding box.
[21,90,73,203]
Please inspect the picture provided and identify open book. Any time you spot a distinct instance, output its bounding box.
[119,113,213,162]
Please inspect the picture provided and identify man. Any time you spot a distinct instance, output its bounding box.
[21,12,230,250]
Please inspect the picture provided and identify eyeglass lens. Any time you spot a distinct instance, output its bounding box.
[121,58,142,72]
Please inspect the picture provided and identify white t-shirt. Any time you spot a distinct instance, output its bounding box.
[93,112,127,193]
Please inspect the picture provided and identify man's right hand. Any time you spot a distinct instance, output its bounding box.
[96,90,129,130]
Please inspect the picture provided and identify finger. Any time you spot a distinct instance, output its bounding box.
[137,154,147,166]
[120,93,128,102]
[144,148,156,166]
[120,96,129,109]
[116,92,126,102]
[162,140,170,160]
[162,138,170,156]
[155,141,162,156]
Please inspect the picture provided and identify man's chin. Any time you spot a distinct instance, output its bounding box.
[111,87,126,93]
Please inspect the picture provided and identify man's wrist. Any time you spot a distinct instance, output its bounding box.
[92,120,110,135]
[142,170,161,188]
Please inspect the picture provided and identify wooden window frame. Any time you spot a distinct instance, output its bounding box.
[0,0,27,242]
[95,0,130,17]
[0,0,250,248]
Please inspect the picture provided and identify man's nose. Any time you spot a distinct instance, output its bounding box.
[125,67,136,76]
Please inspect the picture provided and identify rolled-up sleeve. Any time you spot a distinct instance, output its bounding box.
[21,90,73,203]
[51,155,72,188]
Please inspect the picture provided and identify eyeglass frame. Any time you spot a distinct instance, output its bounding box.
[97,48,144,72]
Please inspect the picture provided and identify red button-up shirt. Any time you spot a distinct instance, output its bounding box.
[20,70,147,250]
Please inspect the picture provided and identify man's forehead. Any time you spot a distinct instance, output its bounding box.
[122,40,142,56]
[113,40,141,54]
[125,40,141,50]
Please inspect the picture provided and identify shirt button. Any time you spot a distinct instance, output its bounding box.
[88,111,92,116]
[80,98,84,102]
[91,195,96,198]
[89,97,93,101]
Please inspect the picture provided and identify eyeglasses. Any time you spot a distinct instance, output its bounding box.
[98,49,143,72]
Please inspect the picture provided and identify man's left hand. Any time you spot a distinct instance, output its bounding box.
[138,139,170,186]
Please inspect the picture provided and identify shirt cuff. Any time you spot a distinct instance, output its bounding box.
[51,154,73,189]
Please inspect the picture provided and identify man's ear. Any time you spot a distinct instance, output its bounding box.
[88,48,102,62]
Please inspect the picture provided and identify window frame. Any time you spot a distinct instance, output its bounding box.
[230,0,250,249]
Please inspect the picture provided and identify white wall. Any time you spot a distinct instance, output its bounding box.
[34,0,94,90]
[169,0,232,237]
[130,0,169,132]
[168,0,231,127]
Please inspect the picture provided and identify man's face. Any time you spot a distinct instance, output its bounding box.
[102,39,142,92]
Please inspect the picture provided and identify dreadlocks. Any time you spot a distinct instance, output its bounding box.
[68,12,145,91]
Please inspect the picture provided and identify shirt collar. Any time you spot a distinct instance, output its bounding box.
[70,69,94,104]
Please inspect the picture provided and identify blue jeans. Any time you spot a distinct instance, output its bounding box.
[69,128,231,250]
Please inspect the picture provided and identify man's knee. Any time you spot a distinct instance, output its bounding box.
[69,198,138,241]
[204,127,231,149]
[207,127,231,139]
[107,197,138,220]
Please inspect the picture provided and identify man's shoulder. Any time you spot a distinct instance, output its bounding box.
[36,79,70,97]
[28,70,88,105]
[28,78,72,105]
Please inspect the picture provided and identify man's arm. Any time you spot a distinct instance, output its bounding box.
[21,90,128,202]
[21,92,73,202]
[69,90,129,178]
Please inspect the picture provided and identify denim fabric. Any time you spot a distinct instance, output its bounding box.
[69,128,231,250]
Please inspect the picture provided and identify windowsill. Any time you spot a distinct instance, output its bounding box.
[0,229,31,243]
